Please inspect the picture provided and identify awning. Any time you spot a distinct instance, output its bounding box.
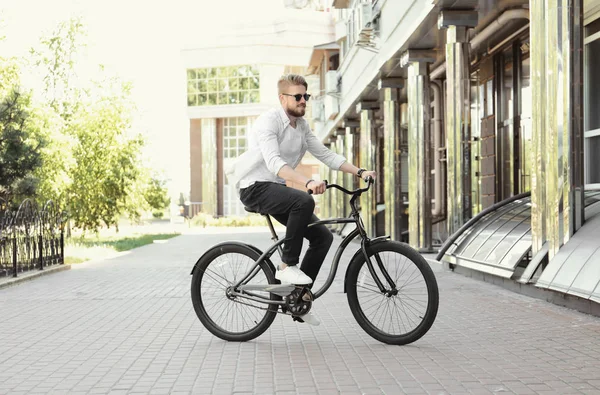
[307,42,340,74]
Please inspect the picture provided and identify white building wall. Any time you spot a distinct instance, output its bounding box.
[182,9,335,119]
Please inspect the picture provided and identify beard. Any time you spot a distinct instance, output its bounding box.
[286,104,306,118]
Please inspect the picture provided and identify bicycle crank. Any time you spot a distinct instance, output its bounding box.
[284,286,313,316]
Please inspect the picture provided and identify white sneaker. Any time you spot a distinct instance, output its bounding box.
[275,265,313,285]
[294,312,320,326]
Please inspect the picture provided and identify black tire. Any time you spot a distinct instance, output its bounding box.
[191,243,278,342]
[346,241,439,345]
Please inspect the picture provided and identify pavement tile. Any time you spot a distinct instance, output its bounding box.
[0,230,598,394]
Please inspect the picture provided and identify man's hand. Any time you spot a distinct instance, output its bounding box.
[361,170,377,181]
[307,180,327,195]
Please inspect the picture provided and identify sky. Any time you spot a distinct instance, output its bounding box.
[0,0,293,199]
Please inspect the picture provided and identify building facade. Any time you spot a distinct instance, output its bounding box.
[306,0,600,305]
[183,6,333,217]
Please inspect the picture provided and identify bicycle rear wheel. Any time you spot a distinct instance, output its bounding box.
[191,243,278,342]
[346,241,439,345]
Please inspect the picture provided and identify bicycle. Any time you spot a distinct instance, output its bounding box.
[190,178,439,345]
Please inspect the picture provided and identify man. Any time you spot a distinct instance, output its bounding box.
[238,74,376,325]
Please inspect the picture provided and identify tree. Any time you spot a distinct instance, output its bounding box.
[30,17,85,119]
[0,56,45,203]
[30,18,149,233]
[144,176,171,218]
[64,75,146,232]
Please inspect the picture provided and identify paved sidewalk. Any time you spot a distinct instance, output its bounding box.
[0,229,599,395]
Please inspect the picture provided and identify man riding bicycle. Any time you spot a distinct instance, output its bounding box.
[235,74,376,326]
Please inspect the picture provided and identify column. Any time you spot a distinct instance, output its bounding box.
[357,102,379,237]
[320,143,331,220]
[190,119,203,203]
[329,136,339,223]
[335,128,346,218]
[438,10,478,235]
[379,78,404,241]
[200,118,218,216]
[344,121,360,194]
[530,0,584,259]
[401,51,435,251]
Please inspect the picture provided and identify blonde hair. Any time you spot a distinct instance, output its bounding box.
[278,74,308,94]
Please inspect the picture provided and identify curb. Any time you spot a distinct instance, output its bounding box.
[0,264,71,291]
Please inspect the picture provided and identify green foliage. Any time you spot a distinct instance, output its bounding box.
[67,232,179,252]
[26,17,151,233]
[144,176,171,212]
[189,212,268,228]
[30,17,85,117]
[65,232,180,263]
[0,87,45,203]
[152,210,165,219]
[0,17,168,233]
[65,84,146,232]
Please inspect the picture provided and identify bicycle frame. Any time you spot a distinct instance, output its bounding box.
[230,179,397,305]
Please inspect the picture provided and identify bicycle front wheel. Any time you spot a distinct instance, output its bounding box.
[346,241,439,345]
[191,243,278,342]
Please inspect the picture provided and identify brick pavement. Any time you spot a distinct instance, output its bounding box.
[0,228,599,395]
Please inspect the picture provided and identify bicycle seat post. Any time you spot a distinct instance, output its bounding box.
[264,214,284,259]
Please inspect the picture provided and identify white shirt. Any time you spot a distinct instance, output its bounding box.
[238,107,346,189]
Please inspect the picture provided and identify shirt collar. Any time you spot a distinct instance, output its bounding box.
[277,106,304,129]
[277,106,291,127]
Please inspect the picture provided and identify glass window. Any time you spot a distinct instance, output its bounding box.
[585,39,600,131]
[586,136,600,183]
[486,80,494,117]
[585,32,600,184]
[185,65,260,106]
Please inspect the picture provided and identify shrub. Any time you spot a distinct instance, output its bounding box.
[189,213,268,227]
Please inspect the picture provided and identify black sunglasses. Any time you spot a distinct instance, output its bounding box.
[282,93,311,102]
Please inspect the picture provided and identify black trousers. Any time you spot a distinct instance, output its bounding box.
[239,182,333,282]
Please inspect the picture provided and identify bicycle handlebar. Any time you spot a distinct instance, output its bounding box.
[307,176,374,195]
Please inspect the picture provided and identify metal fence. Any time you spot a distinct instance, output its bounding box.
[0,198,65,278]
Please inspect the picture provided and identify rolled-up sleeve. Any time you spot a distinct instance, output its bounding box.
[305,129,346,169]
[254,115,288,176]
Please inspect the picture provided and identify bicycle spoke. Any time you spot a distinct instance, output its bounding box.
[200,252,272,334]
[355,251,430,337]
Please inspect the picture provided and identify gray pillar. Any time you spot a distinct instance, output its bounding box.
[320,143,331,220]
[335,128,346,218]
[439,11,478,235]
[401,51,435,251]
[379,79,404,241]
[344,125,357,196]
[530,0,584,259]
[357,103,378,237]
[329,135,339,223]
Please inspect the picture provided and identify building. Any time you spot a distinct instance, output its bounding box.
[306,0,600,309]
[182,3,333,217]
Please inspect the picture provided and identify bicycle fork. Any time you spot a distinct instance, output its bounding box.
[360,238,398,296]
